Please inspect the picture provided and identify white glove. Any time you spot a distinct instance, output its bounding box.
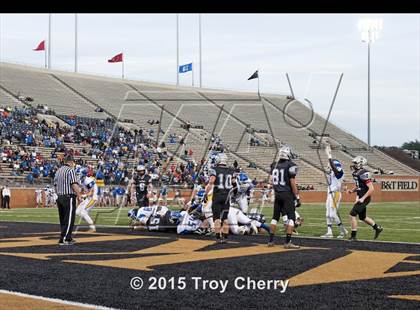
[325,144,332,159]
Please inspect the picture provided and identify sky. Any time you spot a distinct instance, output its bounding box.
[0,13,419,146]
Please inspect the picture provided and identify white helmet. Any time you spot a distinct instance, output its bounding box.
[136,165,145,172]
[216,153,228,165]
[83,177,95,189]
[278,146,292,160]
[351,156,367,170]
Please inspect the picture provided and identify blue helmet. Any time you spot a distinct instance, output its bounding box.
[237,172,249,183]
[332,159,342,170]
[128,208,138,219]
[195,189,206,203]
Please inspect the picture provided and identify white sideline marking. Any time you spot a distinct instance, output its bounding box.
[0,289,119,310]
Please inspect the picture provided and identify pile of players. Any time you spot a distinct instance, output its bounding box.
[126,152,304,244]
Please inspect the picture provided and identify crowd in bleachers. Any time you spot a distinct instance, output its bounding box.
[0,105,320,192]
[0,106,205,187]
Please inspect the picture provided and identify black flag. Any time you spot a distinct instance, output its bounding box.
[247,70,259,80]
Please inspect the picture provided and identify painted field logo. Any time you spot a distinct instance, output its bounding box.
[0,232,419,289]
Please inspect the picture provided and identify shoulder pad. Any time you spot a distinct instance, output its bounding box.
[209,168,216,177]
[288,164,298,176]
[359,170,371,181]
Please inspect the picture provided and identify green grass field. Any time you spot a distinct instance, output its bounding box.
[1,201,419,243]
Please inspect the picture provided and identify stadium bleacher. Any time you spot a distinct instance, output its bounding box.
[0,62,417,189]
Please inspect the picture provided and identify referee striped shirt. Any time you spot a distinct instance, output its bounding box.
[54,165,78,195]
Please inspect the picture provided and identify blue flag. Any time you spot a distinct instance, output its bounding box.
[179,63,193,73]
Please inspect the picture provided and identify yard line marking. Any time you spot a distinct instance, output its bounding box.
[0,289,119,310]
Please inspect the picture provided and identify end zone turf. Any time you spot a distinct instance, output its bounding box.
[0,222,419,309]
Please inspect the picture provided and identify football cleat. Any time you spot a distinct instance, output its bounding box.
[337,228,348,239]
[63,239,76,245]
[267,241,275,247]
[321,233,334,238]
[374,226,383,240]
[284,242,300,249]
[348,236,358,242]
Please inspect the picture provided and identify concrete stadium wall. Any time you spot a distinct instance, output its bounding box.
[4,176,419,208]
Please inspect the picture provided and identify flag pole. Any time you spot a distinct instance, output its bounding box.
[192,63,194,87]
[48,14,51,69]
[122,54,124,79]
[198,14,202,88]
[44,39,47,69]
[74,14,78,73]
[176,14,180,86]
[257,69,260,95]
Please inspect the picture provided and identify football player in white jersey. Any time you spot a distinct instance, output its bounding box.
[322,145,348,238]
[35,188,43,208]
[231,172,253,214]
[76,177,98,232]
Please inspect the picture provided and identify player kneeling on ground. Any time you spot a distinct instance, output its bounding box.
[347,156,383,241]
[76,176,98,232]
[268,146,301,249]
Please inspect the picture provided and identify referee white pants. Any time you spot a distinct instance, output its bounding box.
[326,191,342,225]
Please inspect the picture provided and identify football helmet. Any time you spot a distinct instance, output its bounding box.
[136,165,146,175]
[83,177,95,189]
[351,156,367,170]
[278,146,292,160]
[331,159,343,171]
[216,153,228,165]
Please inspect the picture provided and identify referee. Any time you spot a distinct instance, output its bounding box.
[54,155,82,245]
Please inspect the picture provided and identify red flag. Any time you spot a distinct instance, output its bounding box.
[33,40,45,51]
[108,53,123,63]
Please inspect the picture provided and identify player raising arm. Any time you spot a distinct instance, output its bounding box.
[322,144,348,238]
[347,156,383,241]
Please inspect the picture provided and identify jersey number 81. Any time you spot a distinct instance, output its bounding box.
[272,168,286,186]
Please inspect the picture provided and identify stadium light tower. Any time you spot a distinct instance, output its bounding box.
[358,18,382,146]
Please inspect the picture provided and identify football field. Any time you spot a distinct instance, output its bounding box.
[1,201,419,243]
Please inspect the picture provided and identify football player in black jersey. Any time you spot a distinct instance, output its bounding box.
[205,153,235,244]
[347,156,383,241]
[131,165,153,208]
[268,146,301,249]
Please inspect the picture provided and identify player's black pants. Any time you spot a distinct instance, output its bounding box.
[2,196,10,209]
[57,194,77,242]
[273,191,295,222]
[212,193,230,222]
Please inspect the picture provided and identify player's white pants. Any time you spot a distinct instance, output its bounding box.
[228,207,252,234]
[76,198,97,226]
[236,194,249,214]
[203,200,214,229]
[326,191,342,225]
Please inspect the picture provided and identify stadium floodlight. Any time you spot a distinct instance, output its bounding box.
[358,18,382,147]
[358,18,383,44]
